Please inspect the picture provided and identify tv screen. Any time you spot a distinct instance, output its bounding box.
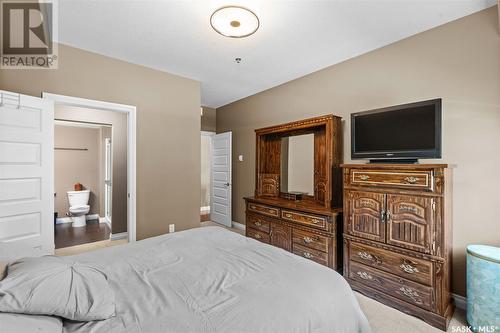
[351,99,442,160]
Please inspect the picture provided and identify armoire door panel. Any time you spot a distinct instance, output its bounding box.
[386,194,434,254]
[348,191,386,242]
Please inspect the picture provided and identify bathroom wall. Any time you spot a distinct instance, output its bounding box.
[54,125,100,217]
[55,106,128,235]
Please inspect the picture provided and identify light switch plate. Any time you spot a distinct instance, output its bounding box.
[238,155,244,161]
[169,224,175,233]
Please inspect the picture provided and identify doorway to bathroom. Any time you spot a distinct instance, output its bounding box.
[44,92,137,253]
[54,120,114,249]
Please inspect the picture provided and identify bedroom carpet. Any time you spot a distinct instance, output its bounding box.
[356,293,467,333]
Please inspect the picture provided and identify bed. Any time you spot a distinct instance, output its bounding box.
[0,227,371,333]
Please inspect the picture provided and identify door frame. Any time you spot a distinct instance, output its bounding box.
[201,131,215,215]
[43,93,137,242]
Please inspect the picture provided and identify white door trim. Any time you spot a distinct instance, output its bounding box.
[42,93,137,242]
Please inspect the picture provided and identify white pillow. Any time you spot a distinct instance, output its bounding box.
[0,256,115,321]
[0,242,45,281]
[0,312,62,333]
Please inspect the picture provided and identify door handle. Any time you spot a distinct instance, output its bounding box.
[224,182,230,186]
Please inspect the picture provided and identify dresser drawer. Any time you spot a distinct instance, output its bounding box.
[247,228,270,244]
[292,243,328,266]
[292,228,329,253]
[351,170,433,191]
[349,261,433,311]
[247,202,280,218]
[247,213,271,233]
[282,210,328,231]
[349,241,433,286]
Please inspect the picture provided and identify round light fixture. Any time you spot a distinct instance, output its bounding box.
[210,6,259,38]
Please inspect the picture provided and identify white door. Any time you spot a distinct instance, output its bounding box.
[210,132,232,227]
[0,90,54,253]
[104,138,112,224]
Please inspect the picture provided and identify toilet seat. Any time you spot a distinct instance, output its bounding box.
[69,205,90,215]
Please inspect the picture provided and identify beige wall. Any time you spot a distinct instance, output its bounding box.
[0,43,201,240]
[201,107,216,132]
[55,106,127,234]
[201,135,211,208]
[54,125,100,216]
[217,7,500,296]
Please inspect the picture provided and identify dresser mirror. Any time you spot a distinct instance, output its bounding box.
[280,134,314,195]
[255,115,343,209]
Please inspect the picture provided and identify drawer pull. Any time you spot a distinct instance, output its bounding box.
[285,213,292,218]
[312,219,321,224]
[400,261,419,274]
[399,286,423,304]
[254,221,262,227]
[254,233,262,239]
[359,175,370,181]
[303,236,314,244]
[403,176,419,184]
[356,271,373,280]
[357,251,382,264]
[303,252,313,259]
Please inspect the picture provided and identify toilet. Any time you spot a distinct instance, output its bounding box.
[67,190,90,228]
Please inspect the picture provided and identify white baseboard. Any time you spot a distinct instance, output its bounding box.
[110,232,128,241]
[200,206,210,213]
[232,221,246,231]
[56,214,101,224]
[452,293,466,310]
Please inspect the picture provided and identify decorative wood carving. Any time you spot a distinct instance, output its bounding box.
[342,164,453,331]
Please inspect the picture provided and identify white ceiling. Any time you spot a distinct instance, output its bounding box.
[58,0,496,108]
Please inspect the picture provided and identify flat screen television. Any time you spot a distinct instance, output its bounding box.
[351,99,442,162]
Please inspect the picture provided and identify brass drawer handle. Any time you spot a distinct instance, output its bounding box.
[403,176,419,184]
[359,175,370,181]
[254,221,262,227]
[400,260,419,274]
[250,205,256,209]
[254,233,262,239]
[285,213,292,218]
[303,252,313,259]
[311,219,322,224]
[268,209,275,214]
[303,236,313,244]
[356,271,373,280]
[357,251,382,264]
[399,286,423,304]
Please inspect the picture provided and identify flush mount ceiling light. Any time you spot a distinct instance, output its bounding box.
[210,6,259,38]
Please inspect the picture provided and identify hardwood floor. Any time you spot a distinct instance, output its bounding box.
[200,212,211,222]
[55,220,110,249]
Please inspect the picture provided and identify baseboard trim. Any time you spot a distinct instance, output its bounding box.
[452,293,466,310]
[56,217,72,224]
[56,214,102,224]
[110,232,128,241]
[200,206,210,213]
[232,221,246,231]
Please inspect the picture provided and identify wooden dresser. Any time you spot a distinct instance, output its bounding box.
[342,164,453,330]
[244,115,343,270]
[244,196,342,269]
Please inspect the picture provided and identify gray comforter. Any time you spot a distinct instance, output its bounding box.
[63,227,371,333]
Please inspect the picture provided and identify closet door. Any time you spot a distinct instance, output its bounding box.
[0,90,54,253]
